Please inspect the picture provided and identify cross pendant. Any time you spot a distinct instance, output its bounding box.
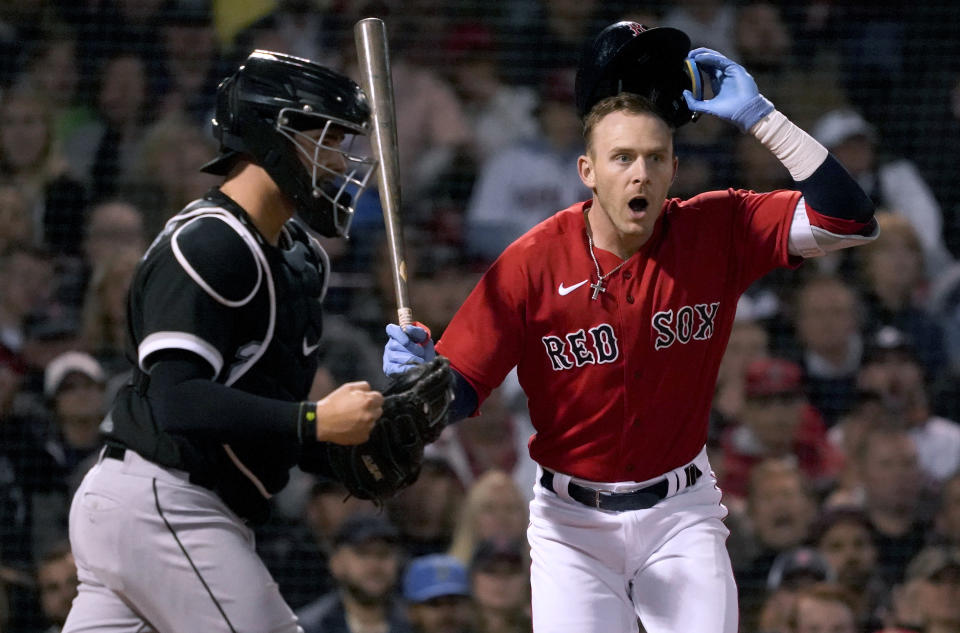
[590,280,605,300]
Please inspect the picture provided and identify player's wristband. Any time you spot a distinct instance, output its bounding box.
[750,109,828,181]
[297,401,318,443]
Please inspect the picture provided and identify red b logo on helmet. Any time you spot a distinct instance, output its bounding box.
[628,22,646,37]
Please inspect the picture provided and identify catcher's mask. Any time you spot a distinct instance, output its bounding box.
[201,50,377,238]
[575,21,702,127]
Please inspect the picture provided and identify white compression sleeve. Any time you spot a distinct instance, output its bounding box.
[749,110,828,182]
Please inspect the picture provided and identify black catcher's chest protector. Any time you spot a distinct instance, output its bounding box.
[104,191,330,515]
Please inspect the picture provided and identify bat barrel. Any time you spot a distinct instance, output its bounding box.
[355,17,411,327]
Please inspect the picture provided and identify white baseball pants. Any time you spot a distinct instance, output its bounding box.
[527,447,738,633]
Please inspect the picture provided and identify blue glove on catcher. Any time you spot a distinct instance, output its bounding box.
[682,47,774,132]
[383,323,436,376]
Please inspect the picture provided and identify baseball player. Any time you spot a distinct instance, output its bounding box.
[383,23,878,633]
[63,51,385,633]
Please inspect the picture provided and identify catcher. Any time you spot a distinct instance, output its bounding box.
[63,51,452,633]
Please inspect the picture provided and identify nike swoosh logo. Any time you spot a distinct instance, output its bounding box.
[558,280,589,296]
[302,336,321,356]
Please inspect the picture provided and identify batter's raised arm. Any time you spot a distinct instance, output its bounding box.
[684,46,878,256]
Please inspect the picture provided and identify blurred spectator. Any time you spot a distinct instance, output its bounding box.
[812,110,953,274]
[42,350,108,490]
[81,199,147,266]
[732,458,817,632]
[731,133,792,192]
[932,474,960,549]
[19,315,87,424]
[468,539,531,633]
[444,22,538,163]
[732,2,847,132]
[857,327,960,486]
[447,471,529,566]
[498,0,613,88]
[402,554,473,633]
[118,114,220,237]
[854,427,928,585]
[259,477,378,611]
[0,86,87,256]
[80,248,139,383]
[465,67,588,262]
[428,385,537,499]
[929,260,960,399]
[827,390,893,504]
[234,0,344,69]
[67,0,165,93]
[296,514,410,633]
[719,357,842,498]
[408,252,484,343]
[387,457,464,559]
[17,23,95,146]
[156,0,222,124]
[811,507,888,631]
[907,62,960,258]
[887,546,960,633]
[767,547,834,593]
[0,244,56,369]
[35,541,78,633]
[756,547,834,632]
[63,50,155,202]
[792,275,865,427]
[663,0,736,56]
[0,351,65,633]
[789,582,859,633]
[0,2,59,88]
[0,186,33,255]
[855,212,949,382]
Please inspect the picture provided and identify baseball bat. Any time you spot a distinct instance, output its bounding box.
[354,17,412,329]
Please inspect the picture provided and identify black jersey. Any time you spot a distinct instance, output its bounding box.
[102,190,329,522]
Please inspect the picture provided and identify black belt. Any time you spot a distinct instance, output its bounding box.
[540,464,702,512]
[103,443,126,461]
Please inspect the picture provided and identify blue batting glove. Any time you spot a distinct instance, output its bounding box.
[682,47,774,132]
[383,323,436,376]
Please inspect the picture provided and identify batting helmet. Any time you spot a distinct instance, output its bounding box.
[201,50,377,237]
[575,22,701,127]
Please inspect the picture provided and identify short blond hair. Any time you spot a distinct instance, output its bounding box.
[582,93,673,152]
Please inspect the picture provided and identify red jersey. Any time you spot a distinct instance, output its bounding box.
[436,189,801,482]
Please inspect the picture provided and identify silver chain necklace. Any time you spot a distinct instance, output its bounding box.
[585,214,627,300]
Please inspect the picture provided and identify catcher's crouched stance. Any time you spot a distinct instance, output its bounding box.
[321,356,454,502]
[63,51,451,633]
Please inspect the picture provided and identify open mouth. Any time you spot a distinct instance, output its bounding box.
[628,197,649,213]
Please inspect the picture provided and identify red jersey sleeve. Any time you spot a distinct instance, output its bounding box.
[685,188,802,293]
[436,247,528,405]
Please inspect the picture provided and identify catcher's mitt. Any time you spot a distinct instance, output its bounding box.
[325,355,453,503]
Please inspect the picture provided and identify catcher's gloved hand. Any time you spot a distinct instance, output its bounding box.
[324,355,454,503]
[682,47,774,132]
[383,322,435,376]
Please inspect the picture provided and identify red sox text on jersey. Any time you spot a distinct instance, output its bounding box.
[541,301,721,370]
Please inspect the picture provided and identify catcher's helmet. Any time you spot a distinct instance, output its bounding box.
[201,50,377,237]
[575,22,701,127]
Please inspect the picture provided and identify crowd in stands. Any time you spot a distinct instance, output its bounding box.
[1,1,959,631]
